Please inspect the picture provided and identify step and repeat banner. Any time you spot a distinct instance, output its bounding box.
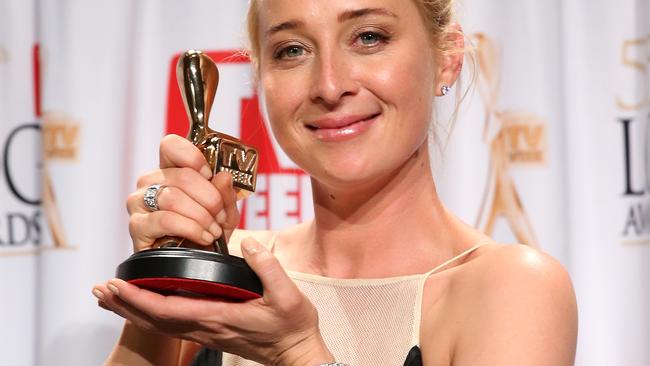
[1,1,39,365]
[1,0,648,365]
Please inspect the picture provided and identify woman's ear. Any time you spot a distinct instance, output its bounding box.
[435,23,465,96]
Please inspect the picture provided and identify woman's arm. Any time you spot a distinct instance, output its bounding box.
[104,321,181,366]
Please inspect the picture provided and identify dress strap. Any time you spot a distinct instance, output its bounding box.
[411,242,487,346]
[268,230,280,254]
[424,242,487,277]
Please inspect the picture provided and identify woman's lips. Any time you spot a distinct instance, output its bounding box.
[306,113,380,141]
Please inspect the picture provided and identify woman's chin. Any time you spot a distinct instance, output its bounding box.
[308,163,393,193]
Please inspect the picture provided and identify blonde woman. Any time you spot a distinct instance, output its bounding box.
[94,0,578,365]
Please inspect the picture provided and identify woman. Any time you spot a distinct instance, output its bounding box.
[93,0,578,365]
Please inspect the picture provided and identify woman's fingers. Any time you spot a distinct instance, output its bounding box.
[240,238,301,308]
[126,134,244,251]
[93,284,160,333]
[212,172,240,236]
[126,170,242,250]
[133,168,225,217]
[129,211,216,250]
[98,280,229,326]
[159,134,212,179]
[128,184,221,236]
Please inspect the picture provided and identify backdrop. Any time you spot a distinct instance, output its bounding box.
[1,0,649,365]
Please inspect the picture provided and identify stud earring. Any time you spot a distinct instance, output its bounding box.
[441,85,451,96]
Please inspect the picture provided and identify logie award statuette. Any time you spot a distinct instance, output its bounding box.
[115,50,262,301]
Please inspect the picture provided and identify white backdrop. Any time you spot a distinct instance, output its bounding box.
[1,0,649,365]
[1,1,39,365]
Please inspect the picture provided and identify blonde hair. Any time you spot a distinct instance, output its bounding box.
[246,0,461,72]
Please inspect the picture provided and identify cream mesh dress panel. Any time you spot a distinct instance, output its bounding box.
[222,274,424,366]
[218,233,484,366]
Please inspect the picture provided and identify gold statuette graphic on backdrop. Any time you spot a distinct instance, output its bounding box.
[472,33,543,247]
[116,51,262,301]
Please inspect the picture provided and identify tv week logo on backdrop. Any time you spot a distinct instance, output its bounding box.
[1,45,76,255]
[471,33,546,248]
[165,50,313,230]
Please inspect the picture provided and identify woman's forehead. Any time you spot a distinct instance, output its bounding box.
[257,0,415,30]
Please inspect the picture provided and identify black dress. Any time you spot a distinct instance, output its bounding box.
[190,346,423,366]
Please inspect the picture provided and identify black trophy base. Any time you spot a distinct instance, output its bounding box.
[116,247,262,301]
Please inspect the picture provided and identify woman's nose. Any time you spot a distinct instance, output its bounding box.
[308,50,359,107]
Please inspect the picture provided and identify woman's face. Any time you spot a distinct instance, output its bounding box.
[257,0,438,189]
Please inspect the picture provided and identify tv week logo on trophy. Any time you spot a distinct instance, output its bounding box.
[165,50,313,230]
[218,139,258,191]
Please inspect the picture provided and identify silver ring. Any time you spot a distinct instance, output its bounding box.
[143,184,166,212]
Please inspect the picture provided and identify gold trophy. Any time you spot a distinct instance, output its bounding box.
[116,51,262,300]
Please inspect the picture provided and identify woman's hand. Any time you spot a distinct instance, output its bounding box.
[126,134,240,251]
[93,238,333,366]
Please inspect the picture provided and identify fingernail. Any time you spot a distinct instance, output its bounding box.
[242,239,261,256]
[92,288,105,300]
[208,222,222,237]
[216,210,227,225]
[202,230,215,243]
[200,165,213,180]
[107,283,119,296]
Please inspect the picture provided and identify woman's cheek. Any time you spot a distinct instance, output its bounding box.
[265,106,303,163]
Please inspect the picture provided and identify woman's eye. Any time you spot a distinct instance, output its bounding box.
[357,32,387,46]
[275,45,304,59]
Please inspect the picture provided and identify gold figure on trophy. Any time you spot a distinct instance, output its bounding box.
[154,50,259,254]
[473,33,546,247]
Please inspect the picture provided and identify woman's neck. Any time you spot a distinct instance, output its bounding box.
[282,143,477,278]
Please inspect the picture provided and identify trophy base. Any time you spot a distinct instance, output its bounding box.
[116,247,262,301]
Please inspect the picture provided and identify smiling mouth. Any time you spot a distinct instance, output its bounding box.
[304,113,381,142]
[306,113,381,131]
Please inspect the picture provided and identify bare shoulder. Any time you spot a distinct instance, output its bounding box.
[469,243,574,291]
[446,243,578,365]
[458,243,577,325]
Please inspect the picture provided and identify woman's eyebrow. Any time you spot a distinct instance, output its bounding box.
[265,7,398,38]
[266,20,304,38]
[337,7,399,22]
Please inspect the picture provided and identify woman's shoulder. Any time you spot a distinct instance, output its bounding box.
[445,242,576,309]
[466,243,574,291]
[422,243,578,365]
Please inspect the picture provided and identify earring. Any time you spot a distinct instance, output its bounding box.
[441,85,451,96]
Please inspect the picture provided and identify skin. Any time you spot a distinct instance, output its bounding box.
[94,0,578,365]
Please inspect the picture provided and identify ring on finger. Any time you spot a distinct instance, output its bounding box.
[143,184,167,212]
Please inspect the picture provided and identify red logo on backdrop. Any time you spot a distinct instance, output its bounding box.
[33,45,41,118]
[165,50,312,230]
